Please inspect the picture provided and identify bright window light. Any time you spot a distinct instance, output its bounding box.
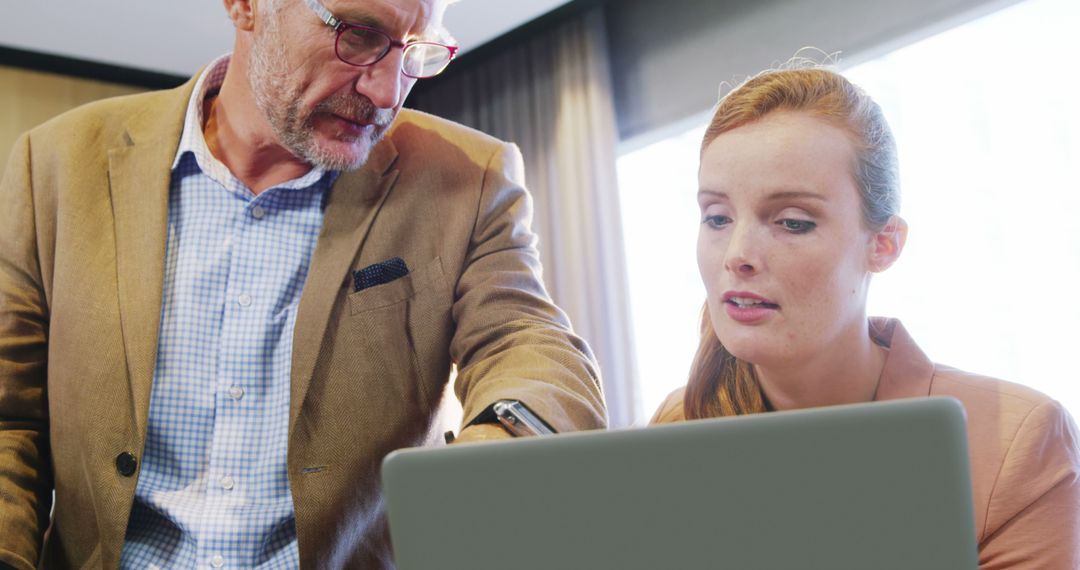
[618,0,1080,421]
[618,125,706,422]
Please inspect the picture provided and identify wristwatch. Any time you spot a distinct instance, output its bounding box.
[486,399,555,436]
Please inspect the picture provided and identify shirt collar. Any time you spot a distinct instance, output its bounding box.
[172,54,229,171]
[172,54,333,193]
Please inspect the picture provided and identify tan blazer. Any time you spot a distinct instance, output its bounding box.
[0,76,607,569]
[652,318,1080,569]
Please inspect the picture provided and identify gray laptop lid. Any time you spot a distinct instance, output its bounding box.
[382,397,977,570]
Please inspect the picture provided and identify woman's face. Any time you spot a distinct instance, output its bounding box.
[697,111,894,368]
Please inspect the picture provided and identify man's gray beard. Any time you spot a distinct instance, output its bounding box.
[248,22,394,171]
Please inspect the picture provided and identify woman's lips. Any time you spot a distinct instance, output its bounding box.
[723,292,780,323]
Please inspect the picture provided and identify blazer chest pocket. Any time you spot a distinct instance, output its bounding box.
[347,256,445,315]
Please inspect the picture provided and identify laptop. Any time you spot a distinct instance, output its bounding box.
[382,397,977,569]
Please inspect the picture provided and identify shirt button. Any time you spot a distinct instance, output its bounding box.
[210,555,225,568]
[228,385,244,400]
[222,235,232,249]
[251,205,265,219]
[237,294,252,307]
[220,476,235,491]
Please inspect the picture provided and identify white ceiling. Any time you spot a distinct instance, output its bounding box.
[0,0,573,77]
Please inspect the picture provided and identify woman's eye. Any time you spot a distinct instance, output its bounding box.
[778,219,816,233]
[702,215,731,228]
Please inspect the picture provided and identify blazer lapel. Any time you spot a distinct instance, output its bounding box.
[108,81,195,440]
[288,138,400,437]
[872,317,936,401]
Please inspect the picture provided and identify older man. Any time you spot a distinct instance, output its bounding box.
[0,0,606,567]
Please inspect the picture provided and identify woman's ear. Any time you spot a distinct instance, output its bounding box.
[223,0,256,31]
[868,215,908,273]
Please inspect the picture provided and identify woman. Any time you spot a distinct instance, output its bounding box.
[651,66,1080,568]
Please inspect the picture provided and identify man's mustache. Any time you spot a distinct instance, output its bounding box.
[315,93,394,127]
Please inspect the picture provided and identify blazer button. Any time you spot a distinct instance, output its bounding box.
[115,452,138,477]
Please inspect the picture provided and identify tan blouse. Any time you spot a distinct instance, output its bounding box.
[651,318,1080,569]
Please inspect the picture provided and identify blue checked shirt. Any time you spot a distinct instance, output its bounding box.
[119,55,337,570]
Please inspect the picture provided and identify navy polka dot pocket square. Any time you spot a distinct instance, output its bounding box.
[352,257,410,292]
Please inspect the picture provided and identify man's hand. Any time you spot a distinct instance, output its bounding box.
[451,422,514,444]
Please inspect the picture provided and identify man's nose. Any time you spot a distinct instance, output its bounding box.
[354,50,404,110]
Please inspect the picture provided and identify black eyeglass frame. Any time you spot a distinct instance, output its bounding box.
[302,0,458,79]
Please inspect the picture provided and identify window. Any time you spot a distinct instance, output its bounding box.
[618,0,1080,420]
[618,125,706,421]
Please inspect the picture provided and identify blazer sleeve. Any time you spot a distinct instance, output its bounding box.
[0,134,53,570]
[977,399,1080,569]
[449,142,607,433]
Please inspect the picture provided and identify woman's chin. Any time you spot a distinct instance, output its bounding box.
[715,327,786,366]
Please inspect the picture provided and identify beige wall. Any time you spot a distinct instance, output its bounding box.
[0,65,144,169]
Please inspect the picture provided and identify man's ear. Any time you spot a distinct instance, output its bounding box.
[223,0,256,31]
[868,215,908,273]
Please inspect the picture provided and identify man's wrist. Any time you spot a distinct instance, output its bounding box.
[452,422,514,444]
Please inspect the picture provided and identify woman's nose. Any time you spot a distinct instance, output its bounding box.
[724,224,761,276]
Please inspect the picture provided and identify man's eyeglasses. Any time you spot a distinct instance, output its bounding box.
[302,0,458,79]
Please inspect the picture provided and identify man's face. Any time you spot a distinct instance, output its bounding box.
[248,0,444,170]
